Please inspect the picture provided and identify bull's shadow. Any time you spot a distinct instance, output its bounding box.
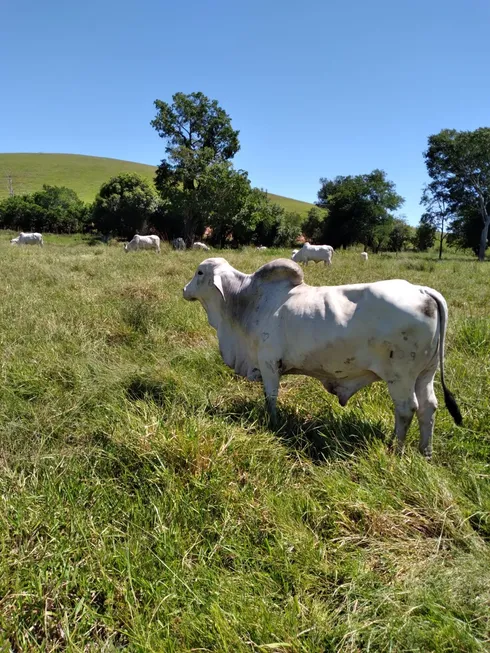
[209,397,387,462]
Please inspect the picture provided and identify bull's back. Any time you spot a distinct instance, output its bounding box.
[273,280,439,375]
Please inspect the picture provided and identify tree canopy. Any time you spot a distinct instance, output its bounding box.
[302,207,327,243]
[420,181,453,259]
[316,170,404,249]
[424,128,490,260]
[413,220,436,252]
[0,185,87,233]
[447,206,490,255]
[151,92,240,243]
[151,92,240,164]
[91,173,159,239]
[387,218,412,252]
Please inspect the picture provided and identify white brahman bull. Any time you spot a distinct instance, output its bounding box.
[10,232,43,247]
[172,238,186,251]
[192,242,210,251]
[292,242,333,266]
[361,252,368,261]
[183,257,462,458]
[124,235,160,253]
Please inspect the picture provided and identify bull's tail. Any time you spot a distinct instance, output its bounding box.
[424,288,462,425]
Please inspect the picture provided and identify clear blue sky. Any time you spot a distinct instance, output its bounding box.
[2,0,490,224]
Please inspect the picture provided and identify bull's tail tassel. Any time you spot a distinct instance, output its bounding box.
[443,386,463,426]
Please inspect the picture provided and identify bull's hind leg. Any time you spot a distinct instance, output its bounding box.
[387,382,418,454]
[259,358,281,427]
[415,368,438,459]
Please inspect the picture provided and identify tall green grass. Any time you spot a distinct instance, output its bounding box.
[0,238,488,651]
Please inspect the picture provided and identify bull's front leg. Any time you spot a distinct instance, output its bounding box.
[259,359,281,427]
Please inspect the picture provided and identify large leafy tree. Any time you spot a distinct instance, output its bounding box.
[420,181,453,259]
[302,206,327,243]
[276,210,303,247]
[197,163,252,247]
[204,183,299,248]
[153,163,254,246]
[0,195,47,232]
[413,220,436,252]
[387,217,412,252]
[424,128,490,261]
[447,205,490,255]
[91,173,159,239]
[316,170,404,249]
[151,92,240,243]
[32,185,88,233]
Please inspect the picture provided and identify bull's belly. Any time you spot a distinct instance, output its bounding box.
[279,344,425,406]
[281,346,371,379]
[306,256,327,263]
[280,336,436,386]
[281,356,380,406]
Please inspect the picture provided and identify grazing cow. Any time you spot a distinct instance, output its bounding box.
[361,252,369,261]
[172,238,186,251]
[183,258,462,458]
[256,245,268,250]
[292,242,334,266]
[124,235,160,253]
[193,242,210,251]
[10,232,43,247]
[291,249,299,259]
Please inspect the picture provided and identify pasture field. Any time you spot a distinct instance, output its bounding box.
[0,153,316,216]
[0,236,489,651]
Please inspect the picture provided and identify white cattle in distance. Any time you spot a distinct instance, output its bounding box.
[172,238,186,251]
[10,232,43,247]
[292,242,334,266]
[183,257,462,458]
[361,252,369,261]
[124,235,160,253]
[256,245,268,250]
[192,242,210,251]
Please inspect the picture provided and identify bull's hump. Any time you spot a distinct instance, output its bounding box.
[253,259,304,286]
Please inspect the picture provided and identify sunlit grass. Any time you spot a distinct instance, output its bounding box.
[0,236,488,651]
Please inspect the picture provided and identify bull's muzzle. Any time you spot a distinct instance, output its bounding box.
[183,284,195,301]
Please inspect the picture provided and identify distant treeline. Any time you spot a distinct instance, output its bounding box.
[0,176,420,252]
[1,92,490,257]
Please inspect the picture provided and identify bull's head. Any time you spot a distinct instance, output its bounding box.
[183,258,230,303]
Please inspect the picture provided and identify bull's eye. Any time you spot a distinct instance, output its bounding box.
[197,271,203,276]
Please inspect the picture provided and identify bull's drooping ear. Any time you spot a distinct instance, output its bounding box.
[213,275,225,301]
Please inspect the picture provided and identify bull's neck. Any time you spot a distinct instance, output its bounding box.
[200,270,250,331]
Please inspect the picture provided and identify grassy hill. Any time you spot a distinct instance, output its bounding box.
[0,153,315,215]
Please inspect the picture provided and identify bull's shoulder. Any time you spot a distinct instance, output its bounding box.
[252,259,304,286]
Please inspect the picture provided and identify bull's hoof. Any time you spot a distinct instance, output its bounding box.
[419,447,432,461]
